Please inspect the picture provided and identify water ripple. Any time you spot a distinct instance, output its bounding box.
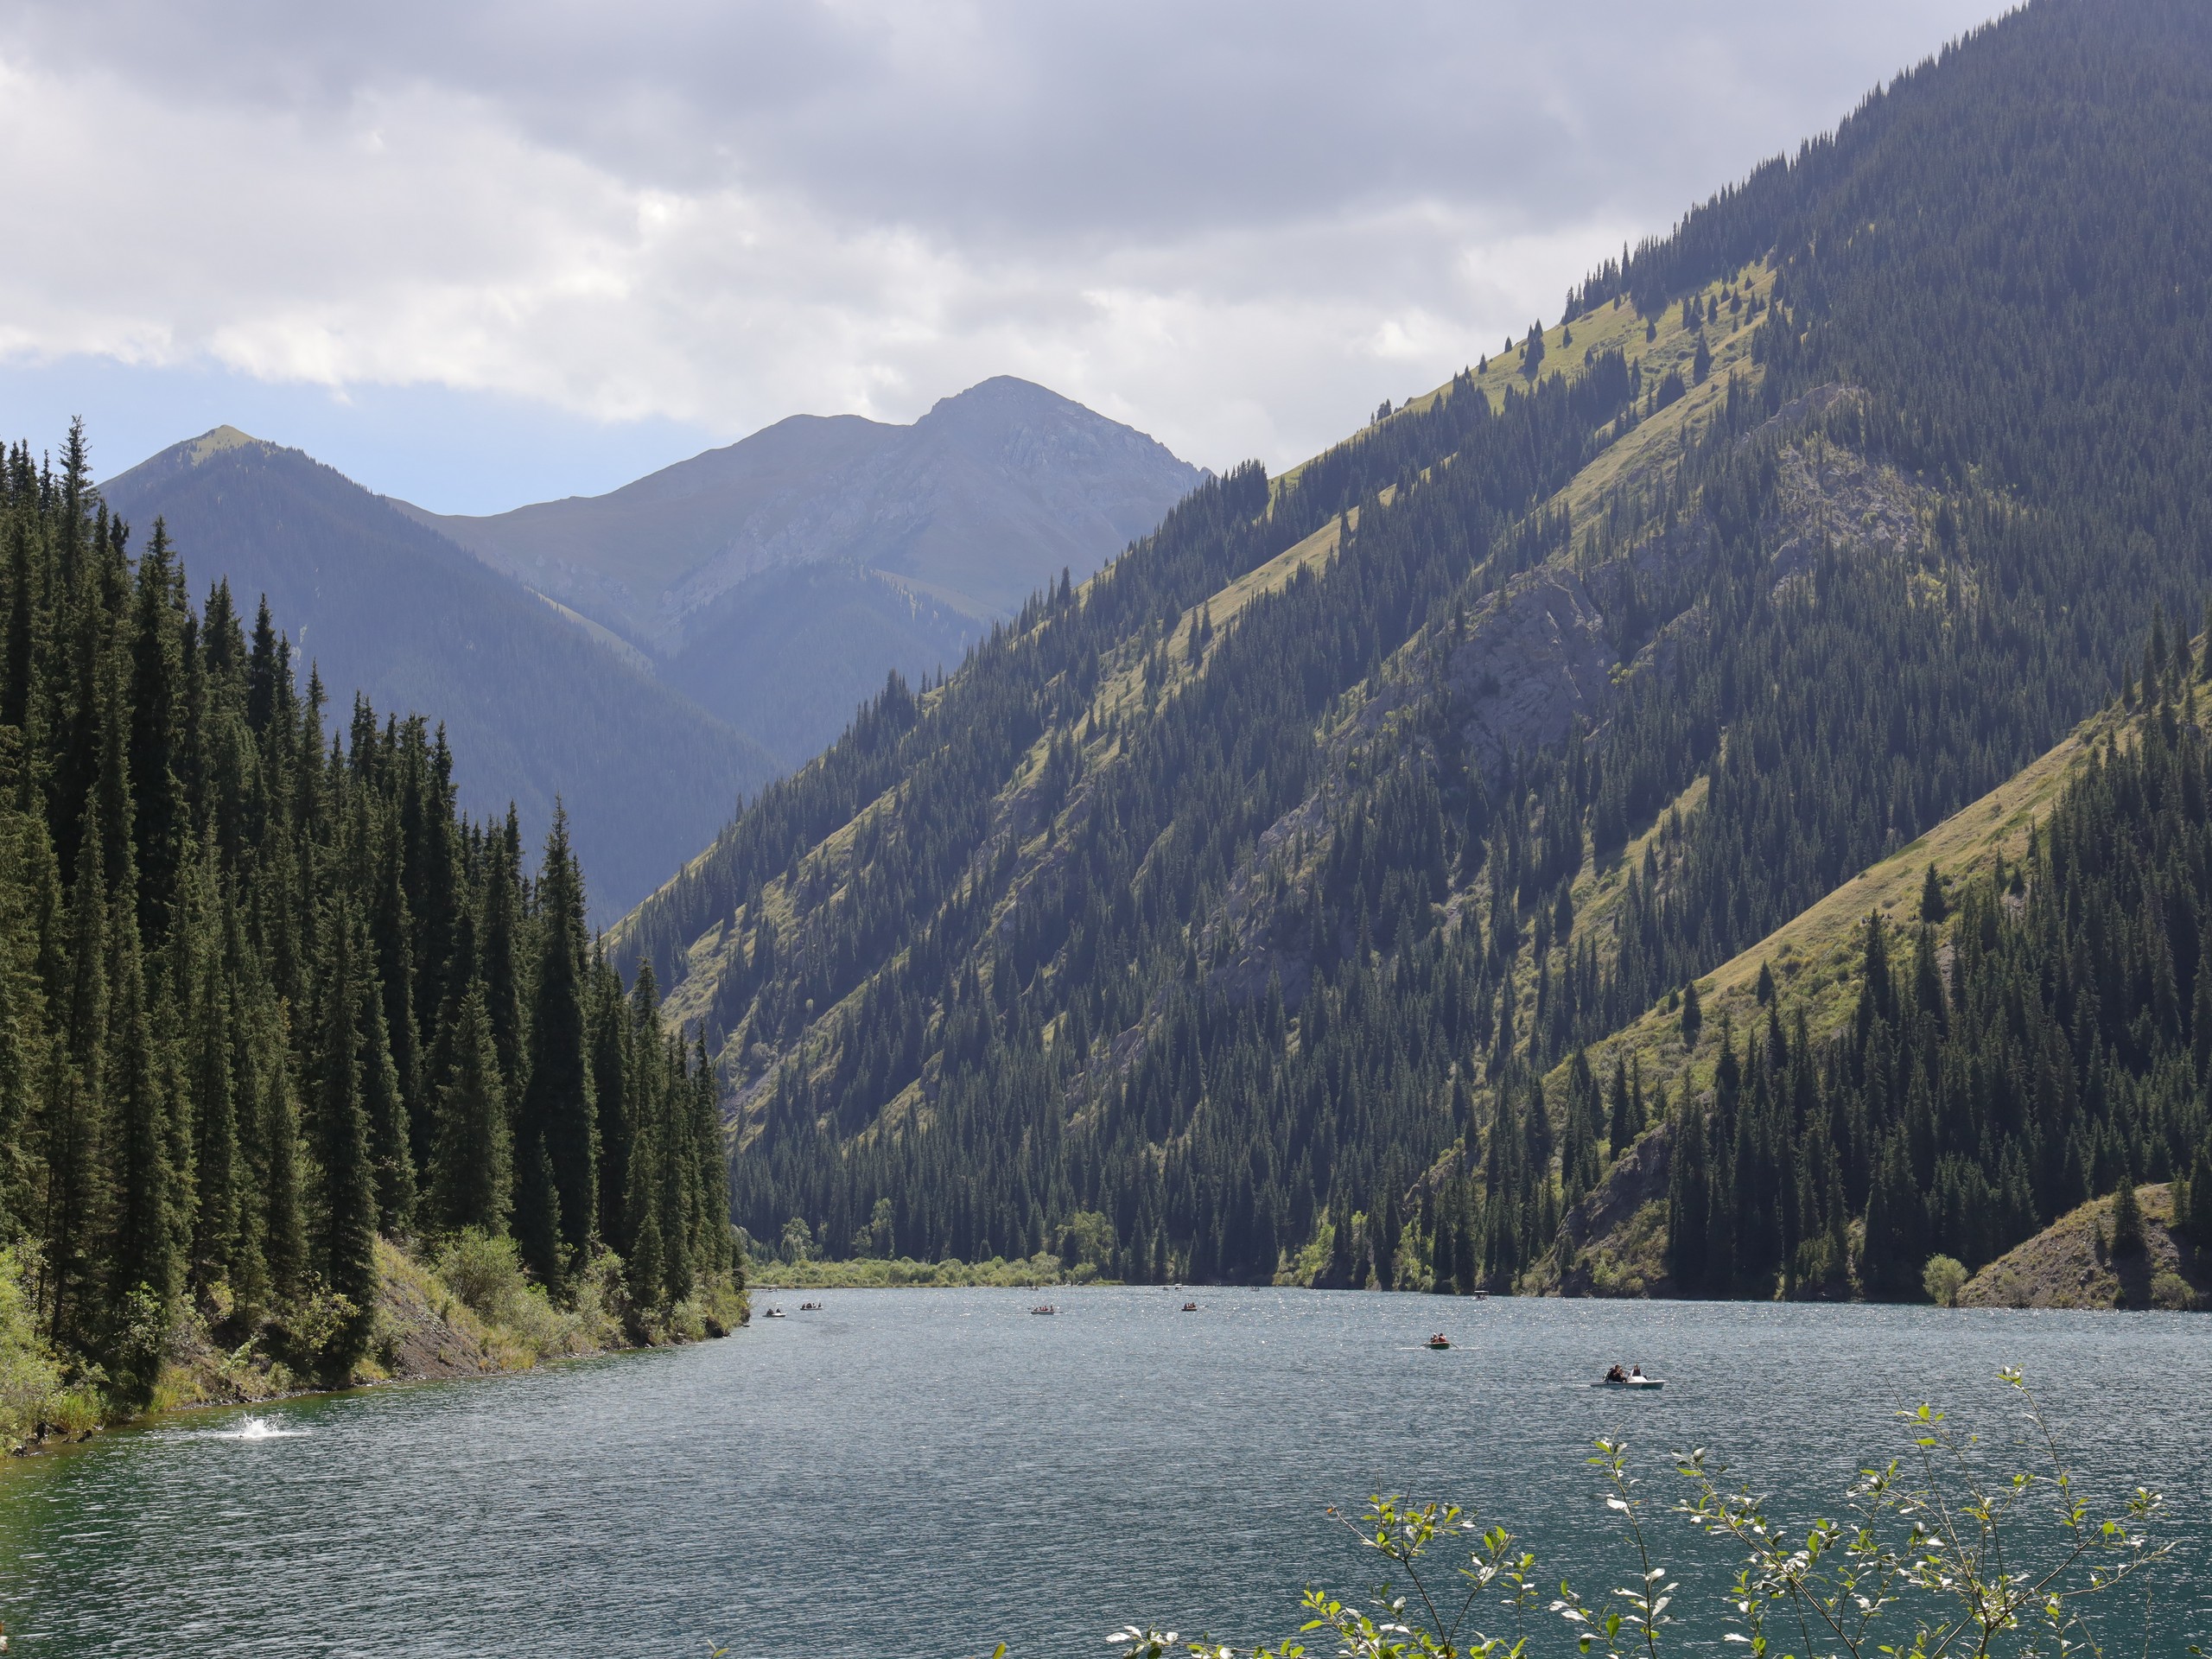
[0,1292,2206,1656]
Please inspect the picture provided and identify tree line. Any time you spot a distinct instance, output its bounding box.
[0,423,733,1401]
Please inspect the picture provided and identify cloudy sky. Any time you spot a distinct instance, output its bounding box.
[0,1,2005,512]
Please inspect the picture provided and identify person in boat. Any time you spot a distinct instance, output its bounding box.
[1629,1364,1645,1381]
[1605,1363,1627,1382]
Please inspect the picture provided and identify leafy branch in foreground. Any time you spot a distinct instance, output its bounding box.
[1674,1369,2167,1659]
[1109,1374,2181,1659]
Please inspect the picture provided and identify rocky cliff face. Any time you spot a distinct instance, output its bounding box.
[1185,404,1941,1024]
[1445,569,1618,785]
[1522,1123,1676,1298]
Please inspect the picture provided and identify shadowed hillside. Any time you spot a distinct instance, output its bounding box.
[102,429,779,920]
[615,1,2212,1289]
[404,377,1205,764]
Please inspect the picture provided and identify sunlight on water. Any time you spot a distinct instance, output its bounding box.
[194,1414,308,1442]
[0,1292,2206,1656]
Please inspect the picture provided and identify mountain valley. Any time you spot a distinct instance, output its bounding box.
[613,0,2212,1303]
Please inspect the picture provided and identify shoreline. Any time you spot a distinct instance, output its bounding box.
[4,1236,750,1461]
[8,1314,747,1464]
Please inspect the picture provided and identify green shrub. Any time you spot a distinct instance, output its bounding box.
[0,1245,64,1448]
[279,1287,365,1380]
[1923,1253,1968,1306]
[435,1229,530,1325]
[430,1232,623,1362]
[2150,1270,2199,1311]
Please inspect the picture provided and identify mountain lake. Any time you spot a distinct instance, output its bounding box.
[2,1288,2207,1655]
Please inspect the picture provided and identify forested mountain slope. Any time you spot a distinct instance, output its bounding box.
[0,425,736,1412]
[404,378,1204,765]
[1545,639,2212,1307]
[102,429,778,920]
[620,0,2212,1290]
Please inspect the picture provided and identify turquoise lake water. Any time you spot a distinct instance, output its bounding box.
[1,1289,2207,1656]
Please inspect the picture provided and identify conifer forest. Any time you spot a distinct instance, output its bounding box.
[0,425,734,1402]
[616,0,2212,1301]
[27,4,2212,1654]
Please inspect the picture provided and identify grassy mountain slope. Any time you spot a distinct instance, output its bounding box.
[1529,696,2110,1299]
[1552,696,2108,1143]
[1956,1185,2207,1312]
[626,0,2212,1288]
[101,431,779,921]
[1548,646,2212,1303]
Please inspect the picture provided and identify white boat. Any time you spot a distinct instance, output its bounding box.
[1595,1374,1662,1389]
[764,1307,788,1319]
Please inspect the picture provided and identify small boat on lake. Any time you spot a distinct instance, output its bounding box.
[797,1301,823,1311]
[1031,1305,1058,1315]
[1427,1333,1451,1350]
[1180,1301,1199,1312]
[1597,1364,1661,1388]
[764,1307,788,1319]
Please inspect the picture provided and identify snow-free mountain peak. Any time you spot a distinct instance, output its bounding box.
[99,432,779,922]
[400,377,1204,763]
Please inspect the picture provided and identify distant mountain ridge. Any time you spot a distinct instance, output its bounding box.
[99,431,779,922]
[99,378,1202,910]
[398,377,1205,763]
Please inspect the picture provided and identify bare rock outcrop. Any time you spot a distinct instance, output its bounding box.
[1446,569,1618,785]
[1542,1122,1675,1298]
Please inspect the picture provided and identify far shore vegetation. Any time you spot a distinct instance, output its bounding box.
[749,1253,1096,1290]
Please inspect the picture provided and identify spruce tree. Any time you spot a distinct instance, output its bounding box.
[591,960,634,1255]
[259,1050,308,1305]
[185,854,240,1288]
[105,924,181,1355]
[658,1068,696,1306]
[1919,864,1948,924]
[44,812,111,1351]
[430,984,512,1236]
[622,1077,664,1316]
[480,815,527,1096]
[520,809,596,1275]
[1665,1092,1708,1292]
[357,964,416,1236]
[2186,1146,2212,1246]
[512,1126,563,1292]
[685,1033,731,1279]
[313,904,379,1362]
[2110,1159,2145,1256]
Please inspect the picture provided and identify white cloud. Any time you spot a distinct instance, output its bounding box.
[0,1,2008,479]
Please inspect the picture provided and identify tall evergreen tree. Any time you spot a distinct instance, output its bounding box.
[430,984,512,1236]
[313,902,379,1363]
[520,808,595,1274]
